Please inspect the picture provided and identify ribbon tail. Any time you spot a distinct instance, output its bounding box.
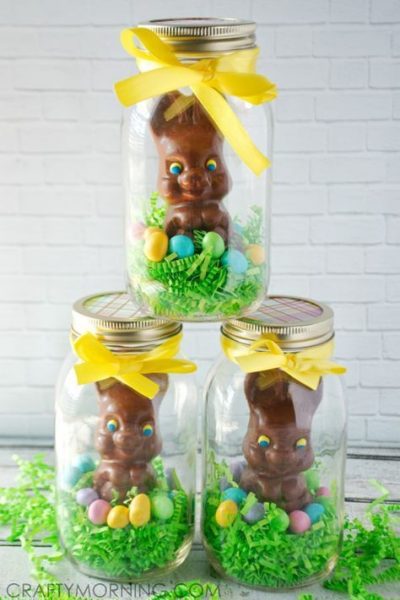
[192,83,270,175]
[118,372,160,399]
[282,367,321,391]
[74,361,118,385]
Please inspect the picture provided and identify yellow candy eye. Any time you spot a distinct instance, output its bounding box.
[258,435,271,448]
[169,162,183,175]
[106,419,118,433]
[206,158,217,172]
[296,437,308,449]
[143,424,154,437]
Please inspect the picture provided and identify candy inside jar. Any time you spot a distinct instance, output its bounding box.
[202,296,347,590]
[119,19,276,321]
[55,291,197,581]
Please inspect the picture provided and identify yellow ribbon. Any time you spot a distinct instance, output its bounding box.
[72,332,197,399]
[221,335,346,390]
[114,27,277,175]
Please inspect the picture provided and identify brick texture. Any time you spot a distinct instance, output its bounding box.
[0,0,399,446]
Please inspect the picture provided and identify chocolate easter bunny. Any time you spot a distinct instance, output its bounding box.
[93,375,167,502]
[150,92,232,242]
[240,370,322,512]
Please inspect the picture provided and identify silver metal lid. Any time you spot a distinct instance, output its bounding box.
[71,291,181,349]
[138,18,257,54]
[222,295,334,350]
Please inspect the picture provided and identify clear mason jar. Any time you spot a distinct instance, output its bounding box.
[55,291,197,582]
[202,296,347,591]
[122,18,275,321]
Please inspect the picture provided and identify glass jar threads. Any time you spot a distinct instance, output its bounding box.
[55,291,197,581]
[202,296,347,591]
[116,18,277,321]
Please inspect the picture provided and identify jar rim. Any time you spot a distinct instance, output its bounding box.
[221,295,334,351]
[71,291,182,347]
[138,17,257,55]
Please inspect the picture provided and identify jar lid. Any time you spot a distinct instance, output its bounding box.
[71,291,181,348]
[138,18,256,54]
[222,295,334,350]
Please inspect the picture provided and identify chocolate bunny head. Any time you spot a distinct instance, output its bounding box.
[150,92,231,205]
[95,375,168,466]
[242,370,322,478]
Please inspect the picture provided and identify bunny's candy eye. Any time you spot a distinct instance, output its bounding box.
[169,162,183,175]
[206,158,217,172]
[106,419,118,432]
[258,435,271,448]
[142,424,154,437]
[296,437,308,449]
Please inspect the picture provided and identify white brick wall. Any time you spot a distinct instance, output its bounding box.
[0,0,399,446]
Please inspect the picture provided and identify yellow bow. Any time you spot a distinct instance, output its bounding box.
[114,27,277,175]
[221,335,346,390]
[72,332,197,399]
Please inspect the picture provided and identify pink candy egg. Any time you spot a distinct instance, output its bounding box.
[289,510,311,534]
[76,487,98,506]
[129,222,146,241]
[316,486,330,497]
[88,499,111,525]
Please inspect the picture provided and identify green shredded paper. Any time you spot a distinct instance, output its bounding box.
[128,194,266,320]
[0,455,399,600]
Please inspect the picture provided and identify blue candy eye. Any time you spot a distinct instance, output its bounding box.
[143,424,154,437]
[206,158,217,172]
[169,162,183,175]
[258,435,271,448]
[106,419,118,432]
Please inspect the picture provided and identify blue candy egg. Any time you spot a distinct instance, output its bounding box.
[233,222,244,235]
[63,466,82,488]
[229,459,246,483]
[243,502,265,524]
[304,502,325,524]
[222,487,247,505]
[221,249,248,274]
[73,454,95,474]
[168,235,195,259]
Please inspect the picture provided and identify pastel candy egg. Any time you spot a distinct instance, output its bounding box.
[305,470,320,492]
[316,486,330,497]
[129,493,151,527]
[216,500,238,528]
[221,249,248,274]
[289,510,311,534]
[76,488,98,506]
[88,499,111,525]
[130,221,146,240]
[202,232,225,258]
[222,487,247,506]
[233,222,244,235]
[230,459,246,483]
[73,454,95,474]
[245,244,265,266]
[63,466,81,488]
[144,226,163,240]
[304,502,325,524]
[270,508,290,532]
[243,502,265,524]
[144,230,168,262]
[315,496,334,514]
[169,235,195,258]
[107,505,129,529]
[151,494,174,520]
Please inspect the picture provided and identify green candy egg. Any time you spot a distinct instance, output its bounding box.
[270,508,290,532]
[151,493,174,521]
[202,232,225,258]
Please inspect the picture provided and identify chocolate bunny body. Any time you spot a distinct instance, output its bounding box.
[150,93,232,242]
[93,375,167,502]
[240,370,322,512]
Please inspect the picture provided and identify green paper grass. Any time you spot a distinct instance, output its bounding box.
[128,195,265,319]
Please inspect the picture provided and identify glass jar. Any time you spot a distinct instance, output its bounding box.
[120,18,276,321]
[55,291,197,582]
[202,296,347,591]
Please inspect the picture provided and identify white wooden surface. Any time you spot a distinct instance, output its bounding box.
[0,446,399,599]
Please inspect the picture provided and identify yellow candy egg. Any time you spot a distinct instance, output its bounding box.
[144,231,168,262]
[245,244,265,266]
[129,493,151,528]
[143,227,162,240]
[215,499,238,528]
[106,505,129,529]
